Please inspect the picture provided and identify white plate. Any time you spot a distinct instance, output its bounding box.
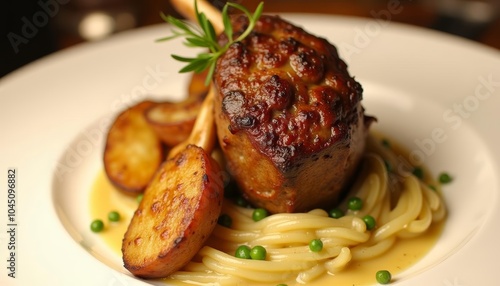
[1,14,499,286]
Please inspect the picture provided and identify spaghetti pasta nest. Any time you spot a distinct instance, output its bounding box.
[167,135,446,285]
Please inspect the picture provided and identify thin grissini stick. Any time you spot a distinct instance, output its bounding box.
[170,0,224,34]
[167,0,221,157]
[168,85,216,159]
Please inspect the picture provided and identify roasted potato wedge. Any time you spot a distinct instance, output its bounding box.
[145,99,202,147]
[122,144,224,278]
[104,101,164,195]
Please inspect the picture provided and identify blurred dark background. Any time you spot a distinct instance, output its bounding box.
[1,0,499,78]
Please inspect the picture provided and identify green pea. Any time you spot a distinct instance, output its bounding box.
[90,219,104,233]
[412,167,424,180]
[108,211,120,222]
[375,270,392,284]
[362,215,376,230]
[250,245,267,260]
[309,239,323,252]
[136,194,144,203]
[347,197,363,211]
[217,214,232,228]
[235,245,251,259]
[328,208,344,219]
[252,208,268,222]
[439,172,453,184]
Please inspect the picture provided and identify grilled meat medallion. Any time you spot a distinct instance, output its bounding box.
[213,15,374,213]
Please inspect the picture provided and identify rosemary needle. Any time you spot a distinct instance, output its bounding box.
[157,1,264,85]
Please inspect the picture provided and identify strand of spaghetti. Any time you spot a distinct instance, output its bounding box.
[225,212,334,232]
[375,191,392,226]
[267,251,342,263]
[210,225,259,242]
[182,261,210,272]
[324,247,352,273]
[359,172,386,219]
[322,237,371,247]
[405,200,432,233]
[367,134,414,179]
[373,176,423,242]
[261,215,361,233]
[267,245,343,261]
[367,195,385,223]
[230,203,255,217]
[371,154,389,215]
[297,263,326,283]
[263,219,344,233]
[316,227,370,242]
[210,227,365,251]
[386,187,411,221]
[202,255,299,282]
[365,135,399,167]
[251,231,317,245]
[350,235,396,260]
[204,238,240,254]
[392,175,423,220]
[342,155,387,219]
[432,201,447,222]
[168,271,237,285]
[204,242,249,255]
[350,216,370,232]
[200,246,314,271]
[421,182,442,211]
[199,253,312,282]
[349,173,381,216]
[220,203,254,223]
[308,208,330,217]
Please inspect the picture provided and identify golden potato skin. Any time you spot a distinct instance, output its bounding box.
[145,100,201,147]
[145,72,208,147]
[104,101,164,195]
[213,15,373,213]
[122,145,224,278]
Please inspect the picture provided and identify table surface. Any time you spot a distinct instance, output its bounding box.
[2,0,499,78]
[155,0,500,49]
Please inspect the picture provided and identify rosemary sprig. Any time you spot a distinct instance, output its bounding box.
[157,1,264,86]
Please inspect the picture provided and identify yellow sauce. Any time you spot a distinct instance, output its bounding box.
[310,223,443,286]
[90,169,444,286]
[90,171,136,254]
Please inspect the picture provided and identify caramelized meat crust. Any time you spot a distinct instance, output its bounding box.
[214,15,373,213]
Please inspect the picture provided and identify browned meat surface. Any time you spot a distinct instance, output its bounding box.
[213,15,374,213]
